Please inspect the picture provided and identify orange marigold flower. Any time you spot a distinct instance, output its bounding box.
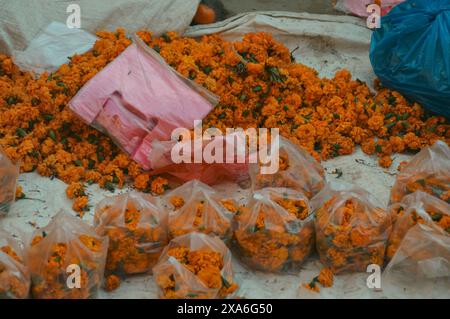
[66,182,85,199]
[246,62,264,75]
[317,268,334,288]
[368,114,385,131]
[72,196,89,215]
[15,185,25,200]
[361,138,376,155]
[403,132,422,150]
[134,174,150,190]
[150,177,169,195]
[378,155,393,168]
[104,275,121,292]
[389,136,406,153]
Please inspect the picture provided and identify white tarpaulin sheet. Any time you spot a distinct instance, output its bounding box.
[0,0,200,55]
[1,11,449,299]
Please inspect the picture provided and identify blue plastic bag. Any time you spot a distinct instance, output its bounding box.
[370,0,450,118]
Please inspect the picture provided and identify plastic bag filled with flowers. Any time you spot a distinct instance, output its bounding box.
[28,211,108,299]
[312,182,392,274]
[390,140,450,204]
[0,229,29,299]
[153,232,238,299]
[148,132,250,186]
[233,187,315,273]
[94,191,168,291]
[161,180,238,242]
[69,36,218,170]
[386,191,450,262]
[0,146,19,216]
[382,222,450,298]
[250,136,325,199]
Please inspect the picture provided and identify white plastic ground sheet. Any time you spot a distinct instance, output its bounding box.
[2,12,449,299]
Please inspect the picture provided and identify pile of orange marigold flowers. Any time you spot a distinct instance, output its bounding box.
[0,29,449,214]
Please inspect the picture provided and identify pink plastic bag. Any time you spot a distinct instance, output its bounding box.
[69,36,218,170]
[335,0,404,17]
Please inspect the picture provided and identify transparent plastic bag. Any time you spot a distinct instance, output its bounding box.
[250,136,325,198]
[312,182,392,274]
[390,140,450,204]
[94,192,168,280]
[161,180,237,242]
[148,132,250,185]
[0,229,29,299]
[13,21,97,74]
[69,36,218,170]
[0,146,19,216]
[335,0,404,17]
[28,211,108,299]
[386,191,450,262]
[233,187,314,273]
[153,232,238,299]
[382,223,450,299]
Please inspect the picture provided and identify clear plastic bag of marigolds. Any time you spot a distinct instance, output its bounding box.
[233,187,315,273]
[386,191,450,263]
[0,146,19,216]
[382,222,450,298]
[0,229,30,299]
[312,182,392,274]
[28,211,108,299]
[161,180,238,242]
[153,232,238,299]
[250,136,325,199]
[390,140,450,204]
[94,191,168,291]
[148,132,250,186]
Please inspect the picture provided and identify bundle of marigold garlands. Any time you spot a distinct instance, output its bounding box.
[0,29,449,215]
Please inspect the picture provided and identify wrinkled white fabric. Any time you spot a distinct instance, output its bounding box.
[0,0,200,55]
